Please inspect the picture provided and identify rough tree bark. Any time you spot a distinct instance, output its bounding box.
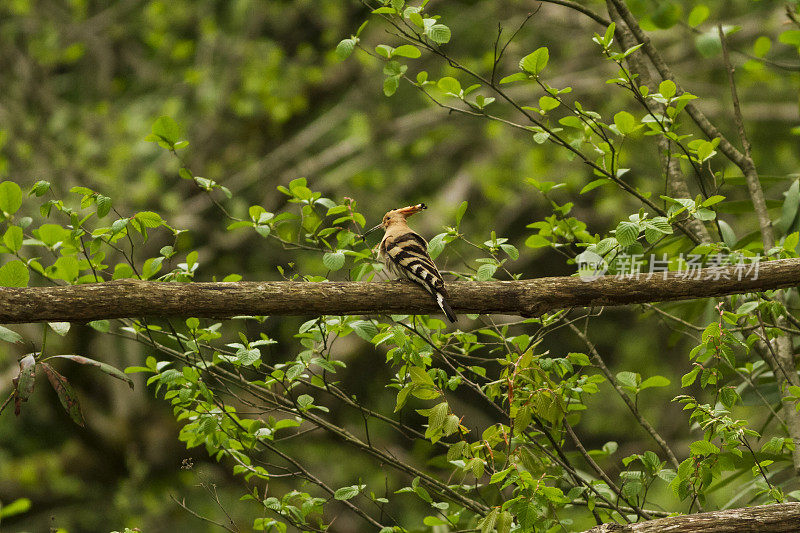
[583,502,800,533]
[0,257,796,323]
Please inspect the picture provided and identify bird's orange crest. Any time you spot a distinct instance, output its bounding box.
[394,203,427,218]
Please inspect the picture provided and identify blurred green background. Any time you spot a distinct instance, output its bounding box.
[0,0,798,530]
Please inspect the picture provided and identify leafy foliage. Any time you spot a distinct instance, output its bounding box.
[3,0,800,531]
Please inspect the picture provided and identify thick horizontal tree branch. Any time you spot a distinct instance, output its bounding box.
[1,258,797,323]
[583,502,800,533]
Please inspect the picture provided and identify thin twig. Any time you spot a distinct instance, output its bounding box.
[538,0,611,26]
[569,322,681,470]
[717,24,772,248]
[170,494,238,532]
[563,421,652,520]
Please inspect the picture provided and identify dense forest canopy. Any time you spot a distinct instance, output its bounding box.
[1,0,800,531]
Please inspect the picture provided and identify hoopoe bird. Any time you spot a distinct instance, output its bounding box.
[365,204,457,323]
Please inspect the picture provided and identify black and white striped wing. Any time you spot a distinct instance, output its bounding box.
[381,232,456,322]
[383,233,443,289]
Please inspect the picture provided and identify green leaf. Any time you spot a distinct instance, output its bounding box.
[3,225,23,252]
[476,263,497,281]
[616,371,639,389]
[500,243,519,260]
[539,95,559,111]
[718,219,737,247]
[40,362,85,427]
[478,508,498,533]
[375,44,394,58]
[690,440,720,456]
[615,221,639,247]
[701,195,725,207]
[658,79,677,99]
[393,44,421,58]
[499,72,528,84]
[681,366,700,387]
[651,2,681,29]
[426,24,451,44]
[48,322,71,336]
[296,393,314,410]
[693,207,716,221]
[236,348,261,366]
[532,131,549,144]
[336,38,356,61]
[151,116,180,145]
[720,387,739,408]
[778,180,799,233]
[111,218,130,235]
[687,5,710,27]
[427,233,447,259]
[580,178,612,194]
[88,320,111,333]
[350,320,378,342]
[322,251,345,271]
[786,232,800,252]
[614,111,636,134]
[0,260,29,287]
[475,94,495,108]
[695,30,721,58]
[0,181,23,215]
[602,23,616,46]
[409,366,435,386]
[135,211,164,228]
[407,10,424,28]
[0,497,31,519]
[525,234,550,248]
[779,29,800,47]
[559,116,583,128]
[47,355,134,389]
[753,36,771,58]
[52,255,79,282]
[16,354,36,402]
[695,140,716,162]
[334,485,362,501]
[437,76,461,95]
[95,195,112,218]
[30,180,51,197]
[455,200,468,228]
[519,47,549,75]
[425,402,448,438]
[0,325,22,343]
[495,511,514,533]
[383,76,399,96]
[640,375,670,389]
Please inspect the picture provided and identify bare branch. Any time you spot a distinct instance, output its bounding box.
[539,0,611,26]
[583,502,800,533]
[0,258,798,323]
[718,24,773,248]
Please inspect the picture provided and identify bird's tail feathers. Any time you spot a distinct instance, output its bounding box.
[435,292,457,323]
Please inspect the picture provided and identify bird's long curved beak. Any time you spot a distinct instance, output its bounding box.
[361,223,382,239]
